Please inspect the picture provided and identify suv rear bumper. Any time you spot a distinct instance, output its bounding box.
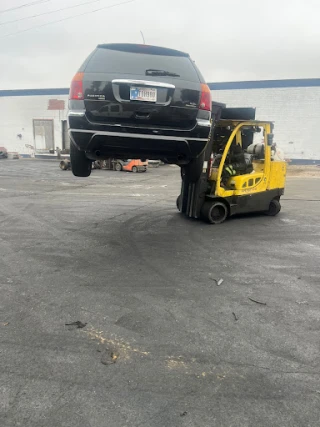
[68,114,211,162]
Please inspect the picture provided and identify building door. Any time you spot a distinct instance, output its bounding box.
[33,119,54,152]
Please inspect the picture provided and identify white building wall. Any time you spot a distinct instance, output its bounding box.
[212,87,320,160]
[0,95,68,155]
[0,86,319,159]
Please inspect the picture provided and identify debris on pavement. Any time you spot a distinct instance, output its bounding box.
[232,312,238,321]
[65,321,87,329]
[101,347,119,365]
[1,322,9,326]
[248,297,267,306]
[296,301,308,305]
[211,278,224,286]
[180,411,188,417]
[59,159,71,171]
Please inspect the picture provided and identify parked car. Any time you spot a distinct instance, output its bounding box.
[147,159,161,168]
[68,43,212,181]
[114,159,147,173]
[0,147,8,159]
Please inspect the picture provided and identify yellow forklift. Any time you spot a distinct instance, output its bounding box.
[177,118,287,224]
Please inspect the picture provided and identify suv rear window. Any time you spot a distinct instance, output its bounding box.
[84,47,200,82]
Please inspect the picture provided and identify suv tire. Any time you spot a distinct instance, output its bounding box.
[70,143,92,177]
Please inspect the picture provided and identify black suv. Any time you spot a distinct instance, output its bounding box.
[68,44,212,180]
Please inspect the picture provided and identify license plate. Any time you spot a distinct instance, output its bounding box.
[130,87,157,102]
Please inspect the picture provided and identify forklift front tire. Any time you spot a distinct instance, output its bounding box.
[266,198,281,216]
[201,201,228,224]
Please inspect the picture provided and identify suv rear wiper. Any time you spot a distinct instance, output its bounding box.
[146,69,180,77]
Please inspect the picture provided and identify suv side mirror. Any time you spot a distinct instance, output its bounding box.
[267,133,274,146]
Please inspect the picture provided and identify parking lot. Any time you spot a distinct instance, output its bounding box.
[1,159,320,427]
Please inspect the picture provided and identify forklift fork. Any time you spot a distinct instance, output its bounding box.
[178,157,211,219]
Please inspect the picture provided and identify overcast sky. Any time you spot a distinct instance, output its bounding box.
[0,0,319,89]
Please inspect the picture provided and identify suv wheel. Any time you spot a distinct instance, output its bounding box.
[70,143,92,177]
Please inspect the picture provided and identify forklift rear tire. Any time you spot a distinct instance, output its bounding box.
[201,201,228,224]
[132,166,138,173]
[70,143,92,177]
[181,152,205,183]
[266,198,281,216]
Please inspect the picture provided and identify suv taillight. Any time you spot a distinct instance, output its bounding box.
[70,72,84,100]
[199,84,212,111]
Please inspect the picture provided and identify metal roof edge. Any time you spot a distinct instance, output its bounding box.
[208,78,320,90]
[0,79,320,97]
[0,88,69,97]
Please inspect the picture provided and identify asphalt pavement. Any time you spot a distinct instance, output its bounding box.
[0,160,320,427]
